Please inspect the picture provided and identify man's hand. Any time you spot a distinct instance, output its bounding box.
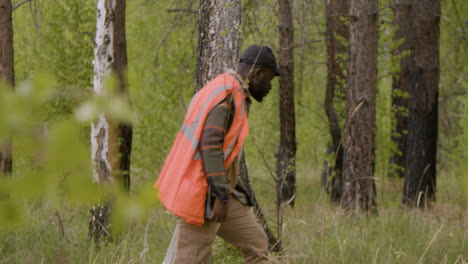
[207,198,228,222]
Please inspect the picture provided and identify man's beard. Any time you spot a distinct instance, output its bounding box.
[248,80,266,102]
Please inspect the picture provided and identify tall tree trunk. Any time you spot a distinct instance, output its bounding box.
[195,0,241,90]
[341,0,378,213]
[277,0,296,207]
[113,0,132,191]
[323,0,349,203]
[402,0,440,207]
[0,0,14,175]
[89,0,132,242]
[389,0,411,178]
[194,0,280,252]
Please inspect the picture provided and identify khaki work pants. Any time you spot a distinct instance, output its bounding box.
[173,199,269,264]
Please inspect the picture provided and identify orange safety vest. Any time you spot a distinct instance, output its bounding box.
[155,72,249,226]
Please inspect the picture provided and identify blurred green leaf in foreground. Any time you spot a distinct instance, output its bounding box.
[0,73,154,232]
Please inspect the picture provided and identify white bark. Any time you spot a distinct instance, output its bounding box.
[91,0,116,183]
[93,0,115,95]
[91,115,113,183]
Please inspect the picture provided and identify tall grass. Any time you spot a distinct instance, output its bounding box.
[1,168,465,264]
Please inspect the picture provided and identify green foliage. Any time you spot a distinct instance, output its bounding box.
[13,0,95,126]
[0,75,95,229]
[0,171,466,263]
[2,0,467,262]
[76,76,135,124]
[242,0,328,172]
[439,0,468,181]
[0,73,156,235]
[126,0,198,180]
[14,0,95,88]
[375,8,399,179]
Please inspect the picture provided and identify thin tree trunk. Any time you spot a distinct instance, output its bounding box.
[195,0,242,91]
[341,0,378,213]
[0,0,14,175]
[89,0,132,242]
[323,0,349,203]
[113,0,132,191]
[389,0,411,178]
[277,0,296,207]
[402,0,440,207]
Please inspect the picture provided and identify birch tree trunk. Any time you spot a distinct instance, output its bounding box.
[323,0,349,203]
[389,0,411,178]
[0,0,14,175]
[277,0,297,207]
[89,0,132,241]
[403,0,440,207]
[341,0,378,213]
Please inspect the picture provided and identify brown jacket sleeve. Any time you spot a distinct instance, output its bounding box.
[199,101,231,202]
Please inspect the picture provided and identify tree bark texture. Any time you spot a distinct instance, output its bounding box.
[195,0,241,91]
[323,0,349,203]
[341,0,378,213]
[0,0,14,175]
[389,0,411,178]
[403,0,440,207]
[277,0,296,207]
[90,0,132,241]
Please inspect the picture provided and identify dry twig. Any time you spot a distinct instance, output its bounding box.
[55,211,79,246]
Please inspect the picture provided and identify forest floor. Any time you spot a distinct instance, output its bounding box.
[0,168,466,264]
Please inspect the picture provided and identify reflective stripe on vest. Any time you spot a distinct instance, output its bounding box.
[180,85,233,150]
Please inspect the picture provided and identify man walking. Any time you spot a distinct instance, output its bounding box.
[155,45,282,264]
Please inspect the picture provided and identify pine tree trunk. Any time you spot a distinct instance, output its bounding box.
[341,0,378,213]
[389,0,411,178]
[277,0,297,207]
[113,0,132,191]
[323,0,349,203]
[89,0,132,241]
[195,0,241,91]
[403,0,440,207]
[0,0,14,175]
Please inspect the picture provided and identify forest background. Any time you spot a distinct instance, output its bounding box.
[0,0,466,263]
